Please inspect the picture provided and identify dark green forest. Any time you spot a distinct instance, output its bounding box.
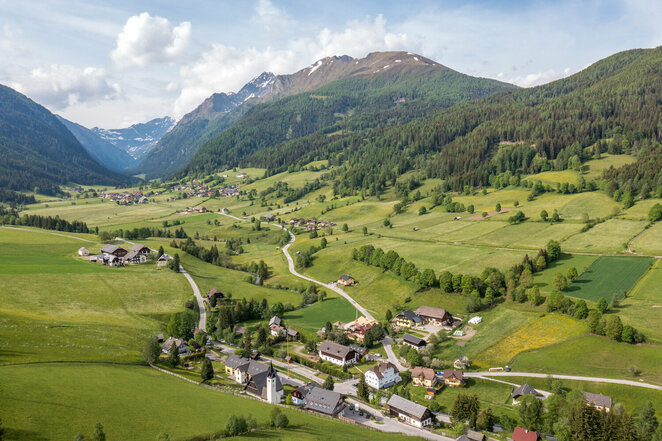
[183,47,662,200]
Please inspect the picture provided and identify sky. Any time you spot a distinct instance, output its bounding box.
[1,0,661,128]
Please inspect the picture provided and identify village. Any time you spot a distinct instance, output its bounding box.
[154,278,614,441]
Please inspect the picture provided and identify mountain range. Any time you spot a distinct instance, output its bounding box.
[0,84,127,196]
[138,51,514,179]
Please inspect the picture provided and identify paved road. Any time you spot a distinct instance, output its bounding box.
[464,372,662,391]
[219,212,406,371]
[179,265,206,330]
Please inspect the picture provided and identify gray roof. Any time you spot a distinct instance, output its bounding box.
[396,310,422,323]
[245,360,269,376]
[130,243,149,252]
[387,394,430,420]
[245,363,283,398]
[511,383,538,399]
[124,250,140,260]
[301,385,344,415]
[456,430,485,441]
[348,344,366,354]
[269,316,282,326]
[101,244,124,254]
[403,333,426,346]
[584,392,612,408]
[339,274,353,281]
[224,354,250,369]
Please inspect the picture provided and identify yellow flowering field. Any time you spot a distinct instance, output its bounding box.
[473,314,587,368]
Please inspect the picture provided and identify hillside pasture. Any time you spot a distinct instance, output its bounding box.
[618,260,662,343]
[533,253,598,293]
[629,222,662,255]
[473,314,587,368]
[561,219,647,253]
[566,256,654,302]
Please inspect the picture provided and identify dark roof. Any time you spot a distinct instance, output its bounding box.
[387,394,430,420]
[583,392,612,408]
[319,340,354,359]
[348,344,367,354]
[403,333,426,347]
[396,310,422,323]
[511,383,538,399]
[339,274,353,281]
[245,366,283,399]
[301,385,344,415]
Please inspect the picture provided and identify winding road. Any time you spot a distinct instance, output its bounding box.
[219,212,406,371]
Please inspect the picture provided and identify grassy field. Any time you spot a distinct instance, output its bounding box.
[0,363,414,441]
[619,260,662,343]
[0,227,190,363]
[561,219,647,253]
[566,256,654,301]
[512,335,662,385]
[629,222,662,255]
[533,253,598,293]
[523,169,581,186]
[473,314,587,368]
[284,297,357,332]
[583,154,637,180]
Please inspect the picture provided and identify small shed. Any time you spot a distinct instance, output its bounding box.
[78,247,90,256]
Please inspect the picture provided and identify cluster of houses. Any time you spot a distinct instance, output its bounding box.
[177,206,208,214]
[98,190,150,204]
[79,243,170,267]
[171,183,240,198]
[288,217,336,231]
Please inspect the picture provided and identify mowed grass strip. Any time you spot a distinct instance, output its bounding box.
[566,256,654,302]
[473,314,587,368]
[284,297,357,333]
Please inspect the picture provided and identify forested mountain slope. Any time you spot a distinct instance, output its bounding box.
[0,84,128,195]
[182,51,515,176]
[191,47,661,198]
[57,116,137,173]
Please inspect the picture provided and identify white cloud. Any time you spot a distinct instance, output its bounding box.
[500,67,572,88]
[111,12,191,68]
[11,64,120,110]
[173,14,412,118]
[251,0,292,29]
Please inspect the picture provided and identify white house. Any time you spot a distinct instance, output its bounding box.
[318,340,358,366]
[365,362,401,389]
[468,316,482,325]
[387,394,434,428]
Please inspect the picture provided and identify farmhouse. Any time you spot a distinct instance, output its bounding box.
[584,392,612,412]
[224,355,274,384]
[103,254,123,266]
[348,344,368,360]
[402,333,427,350]
[161,337,189,355]
[262,213,276,221]
[365,362,400,389]
[294,384,346,416]
[443,370,465,387]
[124,250,147,264]
[337,274,355,286]
[318,340,358,366]
[206,288,224,305]
[412,366,437,388]
[244,362,283,404]
[511,384,539,405]
[510,427,539,441]
[237,172,247,178]
[101,244,127,257]
[387,394,434,427]
[130,243,151,255]
[415,306,453,327]
[394,310,423,328]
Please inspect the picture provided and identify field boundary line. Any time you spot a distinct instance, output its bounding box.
[0,225,94,242]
